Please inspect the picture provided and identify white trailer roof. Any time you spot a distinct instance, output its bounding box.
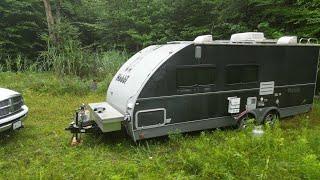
[107,43,190,114]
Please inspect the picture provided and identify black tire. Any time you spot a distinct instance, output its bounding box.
[237,114,254,129]
[263,111,279,127]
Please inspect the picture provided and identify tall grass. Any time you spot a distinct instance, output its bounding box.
[0,55,33,72]
[38,21,130,79]
[40,45,129,79]
[0,20,130,84]
[0,48,129,81]
[0,72,112,96]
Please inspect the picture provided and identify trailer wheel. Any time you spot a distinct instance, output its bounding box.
[263,111,279,127]
[237,114,255,129]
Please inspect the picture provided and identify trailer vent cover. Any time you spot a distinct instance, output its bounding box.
[259,81,275,95]
[277,36,297,45]
[194,35,213,44]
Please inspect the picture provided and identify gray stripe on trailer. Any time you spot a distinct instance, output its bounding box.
[138,83,316,101]
[132,103,313,141]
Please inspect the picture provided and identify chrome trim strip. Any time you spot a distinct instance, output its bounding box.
[0,109,23,119]
[0,101,22,110]
[193,42,320,47]
[0,105,28,125]
[133,115,232,132]
[0,123,12,132]
[135,108,166,130]
[0,94,21,104]
[0,94,23,118]
[138,83,316,101]
[275,83,316,89]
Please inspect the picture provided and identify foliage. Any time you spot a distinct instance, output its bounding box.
[0,73,320,179]
[1,0,319,59]
[0,0,46,62]
[39,21,130,77]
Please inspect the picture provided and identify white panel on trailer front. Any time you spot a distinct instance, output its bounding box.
[106,43,190,114]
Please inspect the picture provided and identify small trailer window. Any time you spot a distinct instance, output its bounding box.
[176,66,216,87]
[226,65,259,84]
[135,108,166,129]
[198,67,216,85]
[176,68,197,87]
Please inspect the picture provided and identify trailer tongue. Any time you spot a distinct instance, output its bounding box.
[65,102,124,144]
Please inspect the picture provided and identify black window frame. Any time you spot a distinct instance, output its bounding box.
[176,64,216,88]
[226,64,260,85]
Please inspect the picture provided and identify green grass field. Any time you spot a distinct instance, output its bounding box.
[0,72,320,179]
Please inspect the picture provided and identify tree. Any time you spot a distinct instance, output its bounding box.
[0,0,46,62]
[1,0,319,68]
[42,0,56,43]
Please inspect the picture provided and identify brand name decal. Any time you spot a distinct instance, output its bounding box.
[116,74,130,84]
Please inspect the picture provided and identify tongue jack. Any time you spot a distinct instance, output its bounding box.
[65,104,98,146]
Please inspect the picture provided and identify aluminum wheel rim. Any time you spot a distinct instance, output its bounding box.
[265,113,277,125]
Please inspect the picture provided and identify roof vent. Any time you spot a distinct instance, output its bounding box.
[277,36,297,45]
[230,32,265,43]
[194,35,213,44]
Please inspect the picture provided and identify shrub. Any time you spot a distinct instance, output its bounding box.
[39,21,129,79]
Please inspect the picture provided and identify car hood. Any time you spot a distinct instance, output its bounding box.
[0,88,20,101]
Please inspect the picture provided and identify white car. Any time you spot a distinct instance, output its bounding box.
[0,88,28,133]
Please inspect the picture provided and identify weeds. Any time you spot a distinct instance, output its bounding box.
[1,21,130,80]
[38,21,130,78]
[0,72,105,96]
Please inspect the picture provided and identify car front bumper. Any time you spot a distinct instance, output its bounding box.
[0,105,28,133]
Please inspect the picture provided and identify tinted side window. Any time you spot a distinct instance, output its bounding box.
[176,66,216,87]
[176,68,197,87]
[226,65,259,84]
[198,67,216,85]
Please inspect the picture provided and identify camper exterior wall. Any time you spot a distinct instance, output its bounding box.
[106,43,190,114]
[130,43,319,140]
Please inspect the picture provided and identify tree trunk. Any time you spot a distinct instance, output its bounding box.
[42,0,56,43]
[55,0,62,23]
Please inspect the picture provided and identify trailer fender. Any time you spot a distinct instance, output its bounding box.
[252,107,280,123]
[246,111,258,120]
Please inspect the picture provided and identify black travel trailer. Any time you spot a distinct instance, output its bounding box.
[66,32,320,142]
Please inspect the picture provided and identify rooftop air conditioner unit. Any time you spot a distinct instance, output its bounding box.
[230,32,265,43]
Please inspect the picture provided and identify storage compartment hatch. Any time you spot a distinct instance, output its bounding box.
[88,102,124,132]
